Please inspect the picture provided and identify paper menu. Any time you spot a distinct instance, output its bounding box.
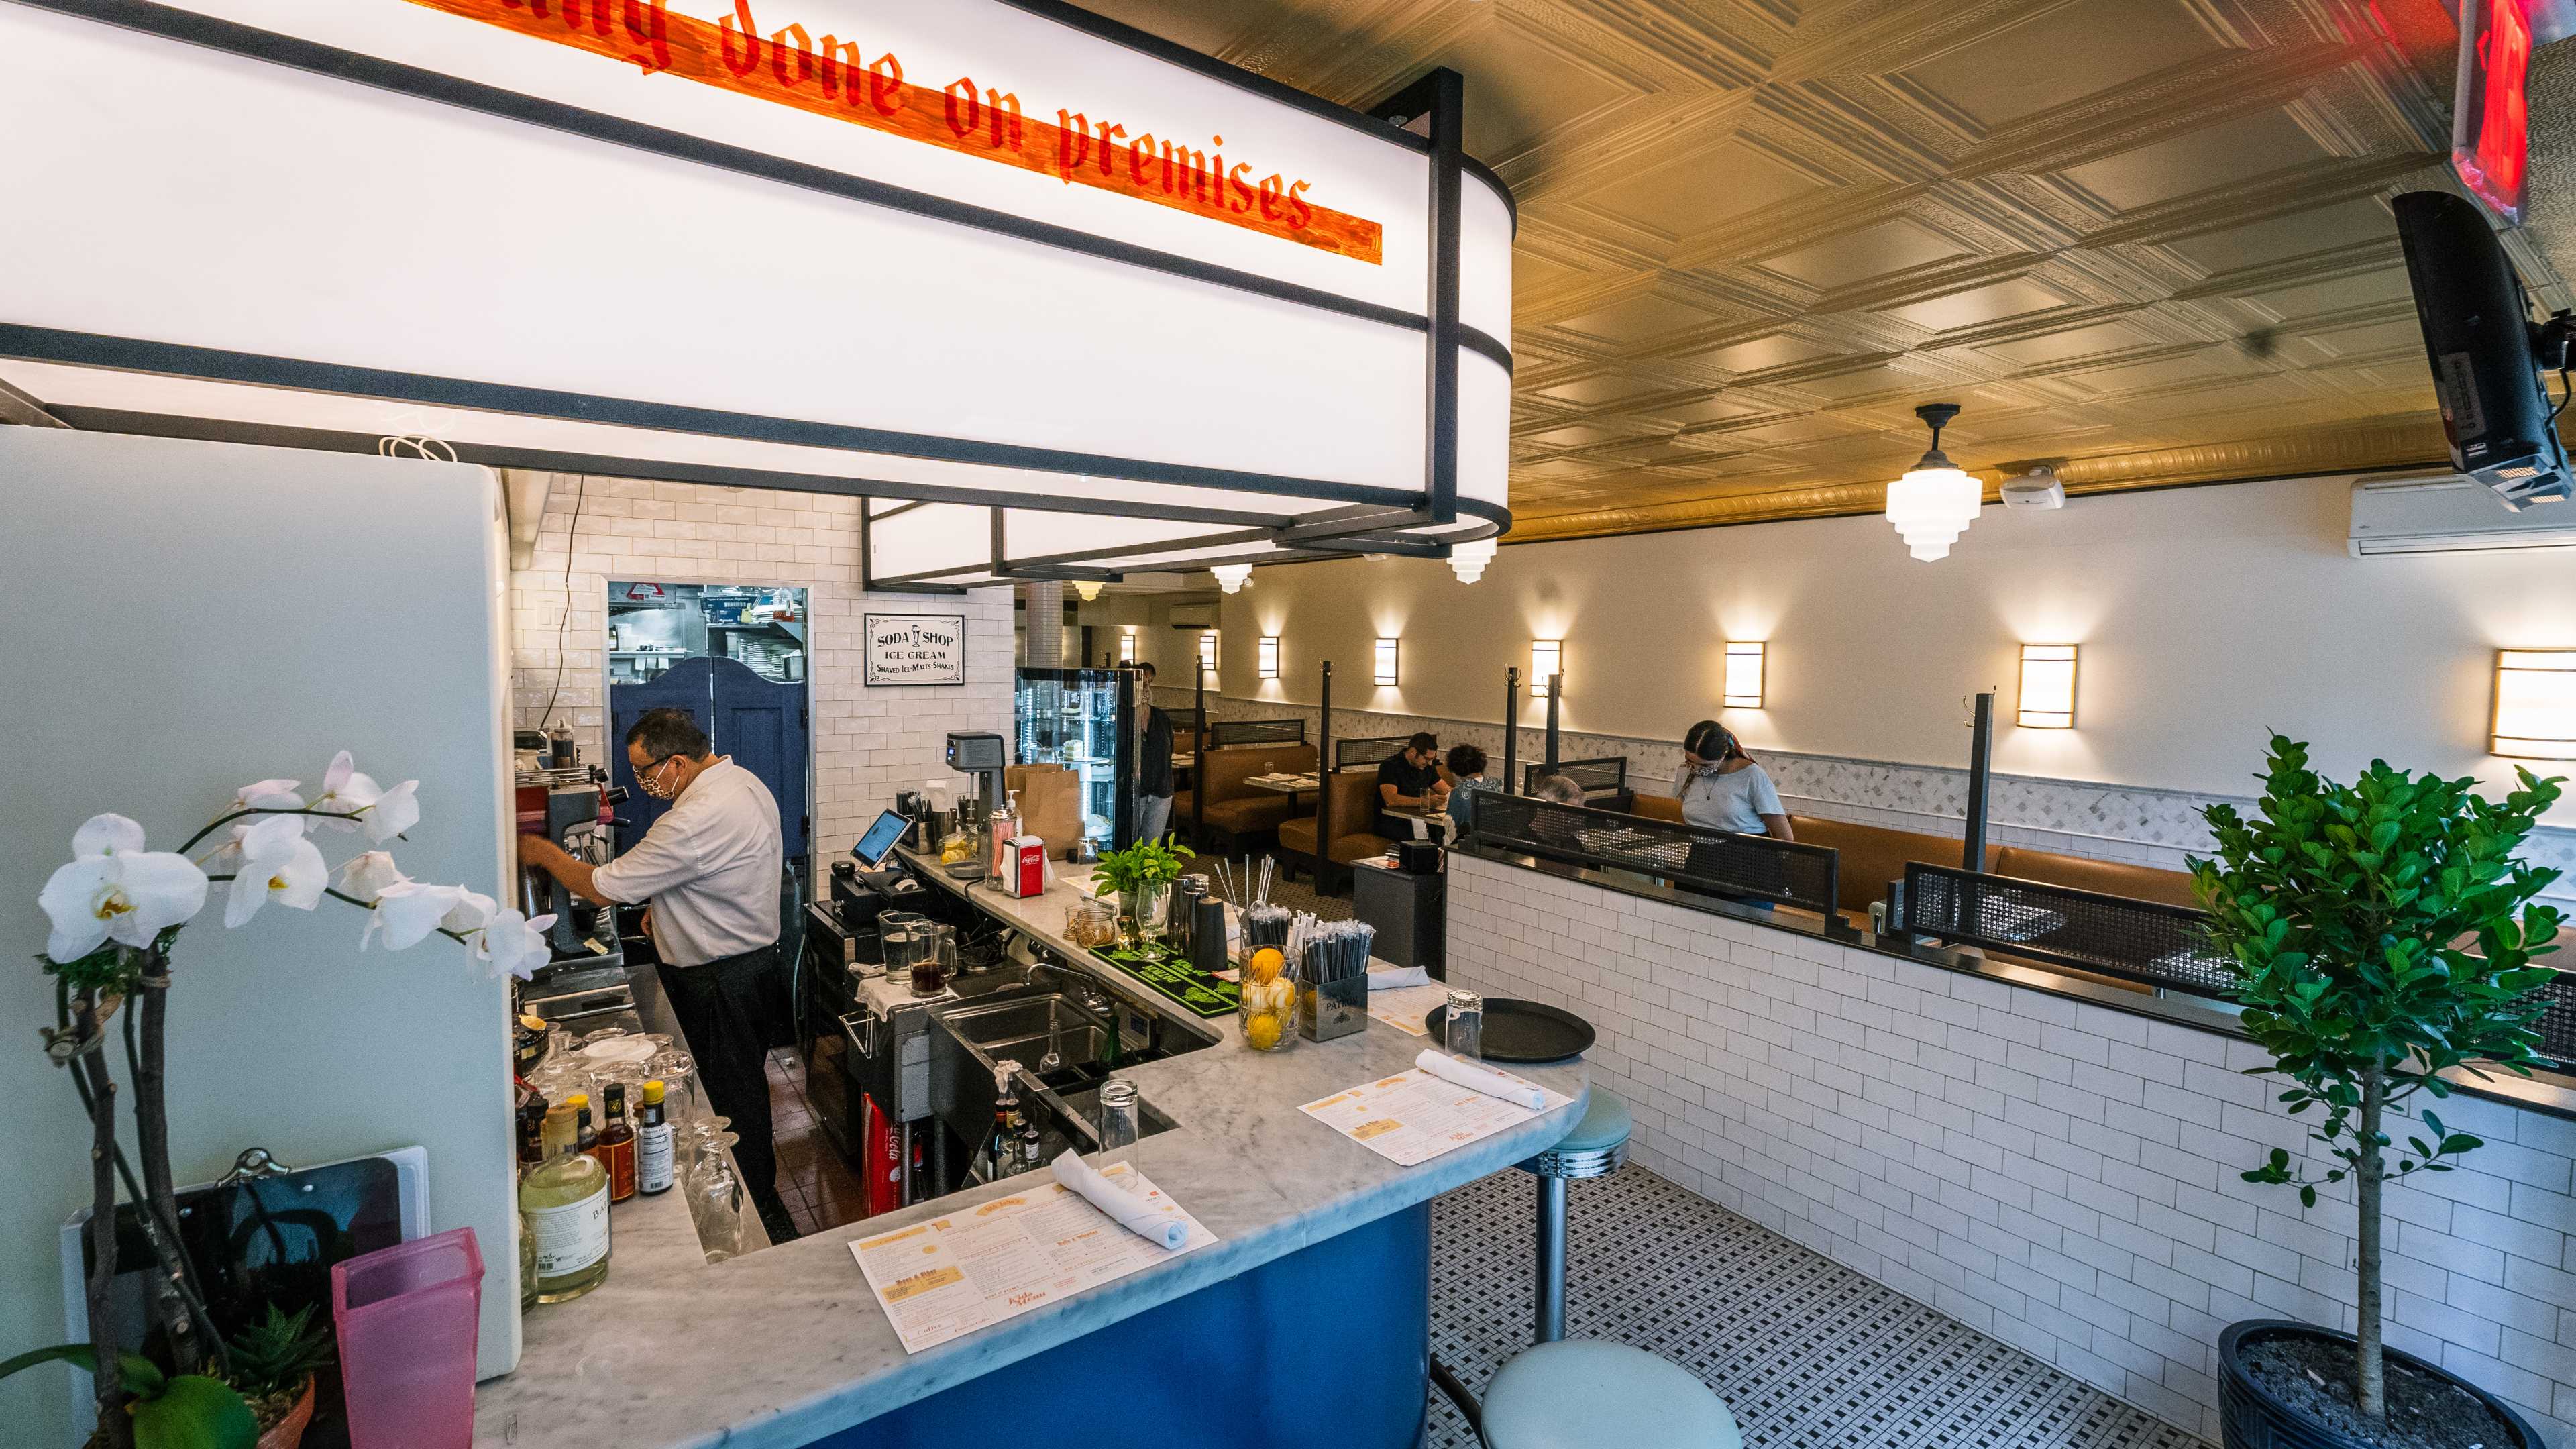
[1366,983,1452,1037]
[849,1163,1216,1354]
[1300,1069,1573,1167]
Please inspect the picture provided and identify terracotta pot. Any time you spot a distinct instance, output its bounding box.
[254,1376,316,1449]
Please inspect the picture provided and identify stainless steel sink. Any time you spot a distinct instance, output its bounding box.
[937,992,1116,1085]
[926,969,1202,1185]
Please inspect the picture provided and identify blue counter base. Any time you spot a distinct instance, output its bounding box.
[808,1202,1434,1449]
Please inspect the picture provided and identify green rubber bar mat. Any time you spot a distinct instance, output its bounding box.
[1089,943,1240,1018]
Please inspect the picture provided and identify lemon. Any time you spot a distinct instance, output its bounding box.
[1244,1012,1283,1051]
[1246,947,1286,985]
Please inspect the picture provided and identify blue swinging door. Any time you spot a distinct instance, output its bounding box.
[609,655,812,869]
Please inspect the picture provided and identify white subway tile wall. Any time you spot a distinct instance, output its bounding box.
[1447,853,2576,1445]
[509,474,1013,859]
[1165,689,2576,911]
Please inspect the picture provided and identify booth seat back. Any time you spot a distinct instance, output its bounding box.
[1631,792,1682,824]
[1992,847,2202,910]
[1278,769,1390,864]
[1782,815,1999,920]
[1194,742,1319,838]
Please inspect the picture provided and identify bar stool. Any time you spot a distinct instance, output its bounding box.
[1434,1090,1741,1448]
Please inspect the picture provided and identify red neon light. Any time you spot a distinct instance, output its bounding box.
[2453,0,2532,222]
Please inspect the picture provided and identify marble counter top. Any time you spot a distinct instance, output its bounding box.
[474,860,1586,1449]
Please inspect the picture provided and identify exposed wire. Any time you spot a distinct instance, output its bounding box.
[2548,366,2571,429]
[539,475,588,731]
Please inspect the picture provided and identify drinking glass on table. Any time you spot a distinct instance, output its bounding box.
[1095,1077,1140,1155]
[1444,989,1483,1061]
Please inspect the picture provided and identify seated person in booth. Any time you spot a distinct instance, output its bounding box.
[518,708,800,1244]
[1677,719,1793,840]
[1527,773,1589,848]
[1375,731,1450,839]
[1444,743,1493,833]
[1132,661,1175,843]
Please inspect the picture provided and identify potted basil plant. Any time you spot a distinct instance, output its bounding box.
[1092,837,1195,945]
[2192,736,2563,1449]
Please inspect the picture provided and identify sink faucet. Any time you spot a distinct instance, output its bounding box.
[1024,959,1112,1015]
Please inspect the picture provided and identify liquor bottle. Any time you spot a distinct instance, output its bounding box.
[981,1064,1020,1182]
[635,1079,675,1196]
[597,1083,638,1203]
[521,1101,611,1303]
[515,1102,547,1311]
[1015,1086,1046,1173]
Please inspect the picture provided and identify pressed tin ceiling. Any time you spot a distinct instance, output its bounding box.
[1078,0,2576,541]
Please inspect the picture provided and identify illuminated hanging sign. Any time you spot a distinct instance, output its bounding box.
[405,0,1383,262]
[0,0,1511,585]
[2453,0,2533,223]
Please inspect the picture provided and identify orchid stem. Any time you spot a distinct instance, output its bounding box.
[178,804,370,857]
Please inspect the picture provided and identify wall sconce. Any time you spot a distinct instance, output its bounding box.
[2494,649,2576,759]
[1197,630,1218,674]
[2017,644,2078,729]
[1724,641,1766,709]
[1530,639,1563,698]
[1117,629,1136,665]
[1258,635,1281,680]
[1374,637,1400,686]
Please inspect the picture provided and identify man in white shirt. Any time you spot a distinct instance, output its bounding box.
[521,708,795,1242]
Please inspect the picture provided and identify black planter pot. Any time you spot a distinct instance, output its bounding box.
[2218,1320,2541,1449]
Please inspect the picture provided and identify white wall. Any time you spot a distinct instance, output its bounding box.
[1450,855,2576,1444]
[1218,477,2576,817]
[506,476,1014,857]
[0,431,518,1446]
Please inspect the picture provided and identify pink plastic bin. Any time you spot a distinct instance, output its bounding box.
[331,1226,483,1449]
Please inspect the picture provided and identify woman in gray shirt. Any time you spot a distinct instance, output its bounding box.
[1677,720,1794,839]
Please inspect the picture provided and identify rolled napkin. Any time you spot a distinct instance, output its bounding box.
[1367,964,1431,991]
[1050,1147,1187,1250]
[1415,1049,1546,1111]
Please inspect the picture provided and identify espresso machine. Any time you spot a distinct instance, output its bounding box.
[515,762,633,1027]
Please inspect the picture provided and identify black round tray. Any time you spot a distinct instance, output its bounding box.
[1423,998,1595,1065]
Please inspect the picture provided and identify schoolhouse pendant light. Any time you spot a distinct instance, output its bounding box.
[1448,537,1497,584]
[1212,564,1253,594]
[1884,402,1982,562]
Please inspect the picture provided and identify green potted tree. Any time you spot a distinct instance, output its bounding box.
[2193,736,2563,1449]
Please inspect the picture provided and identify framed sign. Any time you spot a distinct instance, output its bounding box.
[865,612,967,687]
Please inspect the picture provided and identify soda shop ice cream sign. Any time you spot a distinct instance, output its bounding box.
[865,614,967,686]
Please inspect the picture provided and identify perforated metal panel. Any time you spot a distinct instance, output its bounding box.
[1210,717,1307,746]
[1521,756,1629,800]
[1467,790,1835,917]
[1338,736,1414,770]
[1903,864,2234,995]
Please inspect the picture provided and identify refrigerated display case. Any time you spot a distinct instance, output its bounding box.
[1014,668,1137,853]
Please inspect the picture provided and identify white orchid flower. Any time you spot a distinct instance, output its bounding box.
[73,814,146,859]
[38,815,209,961]
[223,814,327,928]
[473,909,557,981]
[310,751,386,831]
[367,881,468,951]
[335,851,408,904]
[364,779,421,844]
[440,889,498,936]
[229,777,306,817]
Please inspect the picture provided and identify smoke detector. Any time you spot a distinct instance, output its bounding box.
[2000,466,2065,511]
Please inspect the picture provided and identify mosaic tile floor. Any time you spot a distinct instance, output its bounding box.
[1428,1166,2208,1449]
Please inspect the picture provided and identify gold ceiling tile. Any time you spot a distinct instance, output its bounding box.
[1750,215,1977,290]
[1877,274,2089,335]
[1892,0,2238,133]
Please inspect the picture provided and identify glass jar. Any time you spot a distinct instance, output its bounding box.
[1065,896,1118,950]
[1238,944,1295,1053]
[1444,989,1484,1061]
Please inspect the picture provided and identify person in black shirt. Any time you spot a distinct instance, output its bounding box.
[1375,731,1448,839]
[1132,662,1176,843]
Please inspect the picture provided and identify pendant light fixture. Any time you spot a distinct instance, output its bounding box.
[1448,537,1497,584]
[1073,579,1104,602]
[1211,564,1252,594]
[1884,402,1982,562]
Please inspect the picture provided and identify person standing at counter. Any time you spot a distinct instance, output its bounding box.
[1677,719,1793,840]
[519,708,799,1244]
[1375,732,1449,839]
[1132,661,1176,843]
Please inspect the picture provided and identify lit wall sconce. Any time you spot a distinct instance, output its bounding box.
[2017,644,2078,729]
[1118,629,1136,665]
[1374,637,1400,686]
[1724,641,1766,709]
[1258,635,1281,680]
[2494,649,2576,759]
[1531,639,1563,698]
[1197,630,1219,674]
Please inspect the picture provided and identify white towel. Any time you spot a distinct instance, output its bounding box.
[1366,965,1430,991]
[1050,1148,1187,1250]
[1415,1050,1546,1111]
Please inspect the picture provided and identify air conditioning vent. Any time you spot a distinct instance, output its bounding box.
[1168,604,1216,629]
[2348,473,2576,557]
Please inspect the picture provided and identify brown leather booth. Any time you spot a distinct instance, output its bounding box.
[1278,769,1393,883]
[1182,743,1319,845]
[1621,794,2197,922]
